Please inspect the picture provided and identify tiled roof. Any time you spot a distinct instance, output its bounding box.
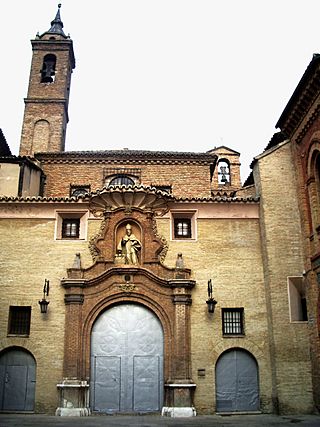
[0,129,11,156]
[243,171,254,187]
[35,149,218,165]
[276,53,320,137]
[174,195,259,203]
[246,131,288,179]
[0,155,43,171]
[0,194,259,204]
[0,196,84,203]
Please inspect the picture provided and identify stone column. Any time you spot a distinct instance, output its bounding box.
[56,279,90,416]
[162,279,196,417]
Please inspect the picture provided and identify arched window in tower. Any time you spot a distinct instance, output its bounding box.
[41,54,57,83]
[217,160,230,185]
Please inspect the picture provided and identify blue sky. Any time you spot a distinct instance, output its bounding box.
[1,0,319,181]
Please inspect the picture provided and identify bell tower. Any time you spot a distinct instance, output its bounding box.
[20,5,75,156]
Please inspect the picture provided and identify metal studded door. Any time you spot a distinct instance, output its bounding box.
[91,304,164,413]
[0,348,36,411]
[216,349,259,412]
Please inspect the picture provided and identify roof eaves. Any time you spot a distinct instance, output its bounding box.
[276,54,320,135]
[174,195,259,203]
[0,129,11,156]
[207,145,241,155]
[0,155,44,172]
[0,195,87,203]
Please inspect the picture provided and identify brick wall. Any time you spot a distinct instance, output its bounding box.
[0,216,93,413]
[41,159,213,199]
[254,141,314,413]
[19,37,74,156]
[0,190,315,414]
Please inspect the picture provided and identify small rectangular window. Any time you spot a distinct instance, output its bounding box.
[8,306,31,336]
[174,218,191,238]
[62,218,80,238]
[222,308,244,335]
[288,277,308,322]
[171,210,197,240]
[55,211,88,240]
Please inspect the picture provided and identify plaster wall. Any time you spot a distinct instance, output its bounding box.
[0,163,20,196]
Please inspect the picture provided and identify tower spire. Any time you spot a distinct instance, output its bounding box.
[46,4,66,37]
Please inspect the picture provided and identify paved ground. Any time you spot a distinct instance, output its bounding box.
[0,414,319,427]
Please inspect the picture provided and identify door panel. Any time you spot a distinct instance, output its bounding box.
[133,356,160,411]
[4,366,28,410]
[91,304,163,413]
[93,356,121,412]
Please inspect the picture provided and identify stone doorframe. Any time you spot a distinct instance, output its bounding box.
[56,268,196,416]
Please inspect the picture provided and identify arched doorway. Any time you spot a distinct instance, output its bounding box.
[90,303,164,413]
[0,347,36,411]
[215,348,259,412]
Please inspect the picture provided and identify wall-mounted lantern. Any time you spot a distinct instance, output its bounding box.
[38,279,50,313]
[206,279,217,313]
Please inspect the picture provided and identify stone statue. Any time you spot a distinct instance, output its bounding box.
[72,253,81,269]
[175,253,184,269]
[117,223,141,265]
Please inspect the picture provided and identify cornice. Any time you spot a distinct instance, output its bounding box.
[35,150,217,166]
[0,185,259,205]
[174,195,259,203]
[0,195,86,203]
[24,98,67,104]
[0,194,259,205]
[295,102,320,144]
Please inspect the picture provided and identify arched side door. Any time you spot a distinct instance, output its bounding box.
[91,304,164,413]
[215,348,259,412]
[0,348,36,411]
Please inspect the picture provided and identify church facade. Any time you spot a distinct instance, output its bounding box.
[0,6,318,416]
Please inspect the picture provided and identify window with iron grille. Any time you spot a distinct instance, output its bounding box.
[8,306,31,336]
[56,211,88,240]
[104,168,141,186]
[70,185,90,197]
[222,308,244,335]
[62,218,80,238]
[108,175,135,186]
[174,218,192,238]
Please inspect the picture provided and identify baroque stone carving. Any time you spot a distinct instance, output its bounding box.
[88,213,109,261]
[152,217,168,263]
[118,283,136,292]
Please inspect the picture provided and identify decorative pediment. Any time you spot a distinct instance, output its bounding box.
[89,185,174,217]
